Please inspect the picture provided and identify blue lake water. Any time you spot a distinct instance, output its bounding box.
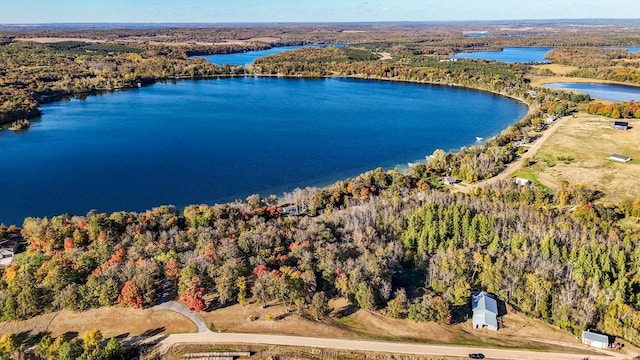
[544,82,640,102]
[0,77,527,225]
[198,44,340,65]
[452,47,553,63]
[603,46,640,52]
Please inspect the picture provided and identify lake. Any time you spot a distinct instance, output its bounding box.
[452,47,553,63]
[544,82,640,102]
[603,46,640,52]
[0,77,527,225]
[198,44,340,65]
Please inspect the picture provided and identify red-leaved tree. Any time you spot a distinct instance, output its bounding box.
[118,279,143,308]
[180,276,205,312]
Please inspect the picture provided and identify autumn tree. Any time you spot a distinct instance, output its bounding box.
[118,280,143,308]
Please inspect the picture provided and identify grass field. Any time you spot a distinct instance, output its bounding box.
[0,307,196,339]
[533,63,578,76]
[518,113,640,203]
[199,298,593,353]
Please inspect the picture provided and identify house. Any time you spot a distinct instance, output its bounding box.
[472,291,499,331]
[581,330,610,349]
[515,177,530,186]
[545,115,557,124]
[525,90,539,97]
[613,121,629,130]
[280,203,307,215]
[443,176,458,186]
[609,154,631,163]
[0,236,18,267]
[281,204,298,215]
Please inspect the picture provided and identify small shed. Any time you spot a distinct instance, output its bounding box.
[515,177,530,186]
[582,330,610,349]
[443,176,458,186]
[613,121,629,130]
[609,154,631,163]
[472,291,498,331]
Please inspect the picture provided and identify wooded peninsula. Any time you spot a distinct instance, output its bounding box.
[2,21,640,360]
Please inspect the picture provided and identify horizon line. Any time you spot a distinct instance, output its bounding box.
[3,18,640,26]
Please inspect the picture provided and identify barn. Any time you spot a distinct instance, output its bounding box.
[581,330,610,349]
[472,291,498,331]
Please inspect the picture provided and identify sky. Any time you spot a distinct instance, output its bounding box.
[3,0,640,24]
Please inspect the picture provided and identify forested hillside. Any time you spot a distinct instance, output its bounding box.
[2,165,640,345]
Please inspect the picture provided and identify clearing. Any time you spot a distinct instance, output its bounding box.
[200,298,615,354]
[0,307,196,339]
[516,112,640,203]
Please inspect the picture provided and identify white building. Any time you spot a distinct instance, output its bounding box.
[609,154,631,163]
[472,291,498,331]
[581,330,610,349]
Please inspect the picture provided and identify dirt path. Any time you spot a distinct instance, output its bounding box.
[459,114,570,192]
[146,331,624,360]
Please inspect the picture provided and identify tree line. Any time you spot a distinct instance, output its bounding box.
[586,101,640,119]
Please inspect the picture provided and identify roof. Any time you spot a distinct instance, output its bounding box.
[0,249,13,257]
[472,291,498,330]
[609,154,631,162]
[582,330,609,344]
[443,176,457,184]
[472,291,498,313]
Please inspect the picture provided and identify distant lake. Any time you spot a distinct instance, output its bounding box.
[0,78,527,225]
[452,47,553,63]
[464,32,489,37]
[545,82,640,102]
[198,44,340,66]
[603,46,640,52]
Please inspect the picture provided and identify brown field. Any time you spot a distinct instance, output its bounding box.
[3,297,639,358]
[517,112,640,203]
[0,307,196,339]
[533,63,578,75]
[201,298,596,353]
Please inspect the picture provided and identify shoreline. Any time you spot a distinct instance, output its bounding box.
[1,73,536,224]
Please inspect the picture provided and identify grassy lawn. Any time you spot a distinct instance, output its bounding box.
[0,307,197,340]
[517,113,640,203]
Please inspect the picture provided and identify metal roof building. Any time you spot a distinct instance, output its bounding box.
[472,291,498,331]
[581,330,610,349]
[609,154,631,163]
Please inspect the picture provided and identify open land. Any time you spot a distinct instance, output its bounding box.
[515,113,640,203]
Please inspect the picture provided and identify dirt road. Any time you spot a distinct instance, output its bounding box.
[460,114,570,192]
[150,331,624,360]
